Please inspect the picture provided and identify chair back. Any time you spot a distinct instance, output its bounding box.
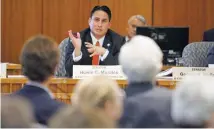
[55,38,69,77]
[182,42,214,67]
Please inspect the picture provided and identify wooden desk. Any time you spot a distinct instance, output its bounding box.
[1,77,176,104]
[6,64,174,75]
[7,64,22,75]
[162,65,175,70]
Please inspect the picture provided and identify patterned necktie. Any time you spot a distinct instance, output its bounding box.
[92,41,100,65]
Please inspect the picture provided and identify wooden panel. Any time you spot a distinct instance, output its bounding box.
[153,0,214,42]
[42,0,99,44]
[1,0,43,63]
[7,64,22,75]
[1,78,176,104]
[99,0,153,36]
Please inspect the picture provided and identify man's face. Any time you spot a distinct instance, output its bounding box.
[89,10,111,39]
[127,18,146,39]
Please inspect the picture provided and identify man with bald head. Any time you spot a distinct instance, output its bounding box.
[125,15,147,42]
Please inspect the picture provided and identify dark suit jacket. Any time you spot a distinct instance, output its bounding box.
[208,46,214,64]
[120,82,174,128]
[203,28,214,41]
[65,28,125,77]
[13,84,64,125]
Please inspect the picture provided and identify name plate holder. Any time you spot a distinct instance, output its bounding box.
[172,67,214,80]
[73,65,127,80]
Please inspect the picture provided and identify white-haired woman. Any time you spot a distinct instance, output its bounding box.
[119,35,174,128]
[119,35,163,97]
[71,76,125,123]
[171,75,214,128]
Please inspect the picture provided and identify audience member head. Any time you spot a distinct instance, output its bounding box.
[171,75,214,128]
[1,95,36,128]
[89,5,111,39]
[49,105,116,128]
[72,76,125,121]
[127,15,147,40]
[119,35,163,83]
[20,35,59,83]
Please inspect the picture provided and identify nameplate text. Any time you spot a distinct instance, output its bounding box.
[172,67,214,80]
[73,65,127,80]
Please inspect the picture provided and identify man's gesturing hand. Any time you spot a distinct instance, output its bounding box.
[85,42,106,57]
[68,30,81,57]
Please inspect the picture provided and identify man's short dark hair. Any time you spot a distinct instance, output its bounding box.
[90,5,112,21]
[20,35,59,82]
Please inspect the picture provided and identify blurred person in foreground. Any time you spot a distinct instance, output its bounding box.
[125,15,147,42]
[171,75,214,128]
[1,95,36,128]
[71,76,125,126]
[49,105,116,128]
[13,35,64,125]
[119,35,174,128]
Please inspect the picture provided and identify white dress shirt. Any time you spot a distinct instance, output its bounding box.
[72,32,109,63]
[125,36,130,42]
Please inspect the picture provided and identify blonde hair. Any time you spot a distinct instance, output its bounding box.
[72,76,124,108]
[49,105,116,128]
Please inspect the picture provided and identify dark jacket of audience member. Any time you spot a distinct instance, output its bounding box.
[15,84,63,125]
[120,83,174,128]
[203,28,214,41]
[13,35,64,125]
[119,36,174,128]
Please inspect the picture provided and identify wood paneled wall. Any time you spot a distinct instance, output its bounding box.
[153,0,214,42]
[43,0,152,43]
[43,0,99,43]
[1,0,43,63]
[1,0,214,63]
[99,0,152,36]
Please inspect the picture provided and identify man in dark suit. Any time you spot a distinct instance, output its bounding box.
[119,36,174,128]
[203,28,214,41]
[64,5,125,77]
[208,46,214,64]
[13,35,64,125]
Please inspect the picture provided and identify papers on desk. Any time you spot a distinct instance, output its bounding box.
[7,75,25,78]
[157,76,173,80]
[0,63,7,78]
[156,68,173,77]
[208,64,214,68]
[156,68,173,80]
